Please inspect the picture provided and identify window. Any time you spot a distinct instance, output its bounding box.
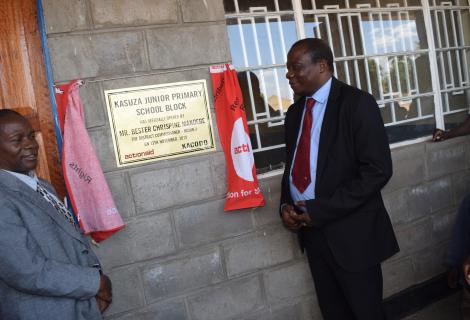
[224,0,470,174]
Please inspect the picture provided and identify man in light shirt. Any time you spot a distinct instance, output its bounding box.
[280,38,399,320]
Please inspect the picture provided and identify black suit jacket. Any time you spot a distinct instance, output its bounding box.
[281,77,399,272]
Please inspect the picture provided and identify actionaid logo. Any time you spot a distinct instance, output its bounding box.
[230,118,254,182]
[233,143,250,154]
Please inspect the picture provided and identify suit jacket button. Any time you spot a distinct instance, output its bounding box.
[82,249,89,254]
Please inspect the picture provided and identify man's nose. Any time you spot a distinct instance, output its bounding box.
[24,137,38,149]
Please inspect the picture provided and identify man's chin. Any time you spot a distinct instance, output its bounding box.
[19,161,38,173]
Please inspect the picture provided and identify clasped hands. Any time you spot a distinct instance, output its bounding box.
[281,201,313,231]
[96,273,112,313]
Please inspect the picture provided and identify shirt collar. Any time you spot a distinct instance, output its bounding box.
[2,169,38,190]
[310,77,332,104]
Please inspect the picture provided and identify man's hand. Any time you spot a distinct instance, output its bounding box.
[281,204,302,231]
[292,201,312,227]
[432,129,448,142]
[96,273,112,313]
[281,202,313,230]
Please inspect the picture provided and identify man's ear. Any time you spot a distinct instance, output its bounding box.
[318,60,328,73]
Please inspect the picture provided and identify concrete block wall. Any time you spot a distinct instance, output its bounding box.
[382,136,470,296]
[42,1,470,319]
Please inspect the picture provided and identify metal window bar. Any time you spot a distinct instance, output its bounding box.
[337,13,352,84]
[357,7,374,93]
[368,11,387,107]
[266,15,288,123]
[348,14,362,88]
[378,12,398,122]
[440,85,470,93]
[397,10,423,116]
[436,11,451,112]
[401,10,421,102]
[244,71,263,149]
[441,9,456,89]
[397,12,413,96]
[456,10,469,86]
[301,6,426,14]
[433,10,450,94]
[248,7,275,122]
[386,10,404,101]
[450,10,464,87]
[431,5,470,115]
[422,0,445,129]
[254,12,289,128]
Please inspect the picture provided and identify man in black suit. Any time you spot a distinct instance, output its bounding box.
[280,38,399,320]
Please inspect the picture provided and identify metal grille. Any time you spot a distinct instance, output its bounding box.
[224,0,470,174]
[430,0,470,129]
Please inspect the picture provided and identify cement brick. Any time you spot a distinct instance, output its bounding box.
[48,32,147,82]
[146,24,230,69]
[42,0,89,33]
[252,191,283,227]
[130,160,215,213]
[111,299,187,320]
[174,199,253,247]
[425,177,453,213]
[394,218,434,256]
[104,171,135,219]
[187,276,264,320]
[242,303,303,320]
[383,187,426,225]
[105,267,145,316]
[142,247,224,302]
[385,177,452,226]
[425,139,467,180]
[181,0,225,22]
[78,82,106,129]
[264,260,314,304]
[209,152,227,196]
[94,212,176,268]
[88,127,118,172]
[224,226,296,277]
[382,257,415,297]
[259,175,283,195]
[431,207,457,243]
[388,188,419,223]
[451,170,470,206]
[100,68,211,91]
[242,174,283,227]
[385,143,426,193]
[412,242,447,283]
[90,0,178,28]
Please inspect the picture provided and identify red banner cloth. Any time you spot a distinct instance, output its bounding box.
[55,80,124,242]
[210,64,265,211]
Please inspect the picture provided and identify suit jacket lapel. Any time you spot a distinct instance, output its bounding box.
[0,171,86,244]
[286,97,306,167]
[316,78,342,187]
